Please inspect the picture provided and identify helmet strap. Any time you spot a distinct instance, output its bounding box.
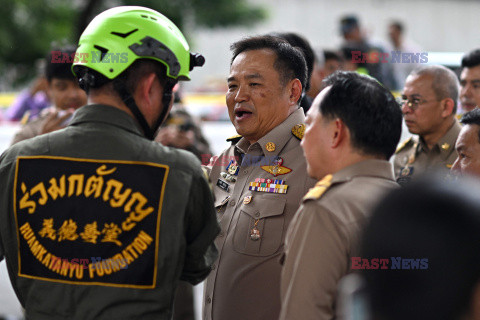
[113,79,156,140]
[113,77,177,140]
[151,80,176,137]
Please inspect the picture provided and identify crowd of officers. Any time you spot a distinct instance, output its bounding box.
[1,5,480,320]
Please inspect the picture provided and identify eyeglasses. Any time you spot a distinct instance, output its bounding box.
[398,97,436,111]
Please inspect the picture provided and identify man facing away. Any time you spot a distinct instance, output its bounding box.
[0,6,219,320]
[393,65,461,184]
[203,35,316,320]
[280,71,402,319]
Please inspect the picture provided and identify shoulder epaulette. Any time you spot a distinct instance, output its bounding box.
[226,134,242,143]
[395,137,413,154]
[291,123,305,140]
[303,174,333,200]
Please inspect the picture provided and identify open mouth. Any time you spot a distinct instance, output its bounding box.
[235,110,253,120]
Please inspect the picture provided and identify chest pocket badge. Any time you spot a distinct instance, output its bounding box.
[233,195,286,257]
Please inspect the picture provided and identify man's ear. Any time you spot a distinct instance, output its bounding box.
[331,118,347,148]
[135,73,157,107]
[441,98,455,118]
[288,78,303,106]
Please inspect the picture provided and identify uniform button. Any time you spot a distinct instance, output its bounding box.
[255,212,260,217]
[243,169,248,174]
[218,231,225,237]
[211,264,216,270]
[206,297,212,304]
[230,200,236,206]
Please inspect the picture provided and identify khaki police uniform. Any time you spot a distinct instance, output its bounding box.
[280,159,398,320]
[203,108,316,320]
[393,121,461,184]
[0,104,219,320]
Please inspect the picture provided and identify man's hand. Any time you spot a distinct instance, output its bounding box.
[40,110,74,135]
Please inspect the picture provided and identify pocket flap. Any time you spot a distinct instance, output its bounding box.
[240,195,286,219]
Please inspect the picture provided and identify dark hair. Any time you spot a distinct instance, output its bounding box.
[340,15,359,35]
[268,32,314,91]
[45,46,77,82]
[461,49,480,68]
[389,21,404,33]
[361,175,480,320]
[230,35,307,95]
[320,71,402,159]
[409,65,460,113]
[324,50,342,62]
[460,108,480,142]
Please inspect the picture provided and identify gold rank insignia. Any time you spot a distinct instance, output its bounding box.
[265,142,276,152]
[441,143,450,151]
[303,174,333,200]
[261,165,292,177]
[261,157,291,177]
[291,124,305,140]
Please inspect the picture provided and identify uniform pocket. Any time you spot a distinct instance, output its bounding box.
[232,194,286,256]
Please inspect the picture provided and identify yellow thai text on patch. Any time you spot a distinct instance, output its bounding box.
[18,165,154,230]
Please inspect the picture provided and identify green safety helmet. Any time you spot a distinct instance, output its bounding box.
[72,6,204,82]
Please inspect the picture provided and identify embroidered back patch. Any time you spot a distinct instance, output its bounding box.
[14,156,168,289]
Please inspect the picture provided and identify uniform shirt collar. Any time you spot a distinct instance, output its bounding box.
[330,159,395,184]
[235,108,305,156]
[69,104,145,137]
[418,120,461,157]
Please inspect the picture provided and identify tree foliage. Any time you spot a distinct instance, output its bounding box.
[0,0,266,89]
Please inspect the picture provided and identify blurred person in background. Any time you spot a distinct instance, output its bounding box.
[387,20,423,91]
[323,50,343,77]
[4,77,50,122]
[155,88,212,163]
[306,49,343,100]
[451,108,480,177]
[203,35,316,320]
[280,71,402,320]
[360,175,480,320]
[393,65,461,184]
[339,15,395,89]
[268,32,317,113]
[10,46,87,145]
[459,49,480,115]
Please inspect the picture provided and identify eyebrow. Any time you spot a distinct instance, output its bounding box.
[227,73,264,83]
[402,94,423,99]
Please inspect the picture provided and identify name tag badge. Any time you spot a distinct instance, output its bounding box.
[216,179,230,192]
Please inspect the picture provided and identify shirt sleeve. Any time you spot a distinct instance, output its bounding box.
[180,167,220,285]
[280,202,349,320]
